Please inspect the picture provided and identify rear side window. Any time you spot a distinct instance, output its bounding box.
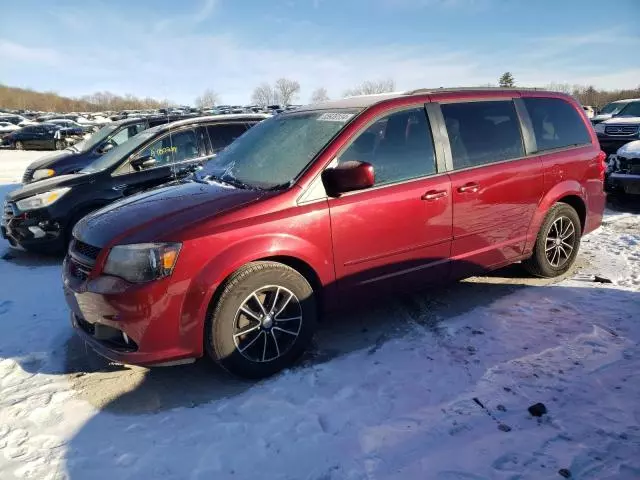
[441,101,524,170]
[523,97,591,152]
[207,124,248,153]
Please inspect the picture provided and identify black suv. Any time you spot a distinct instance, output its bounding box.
[2,114,268,253]
[19,115,199,184]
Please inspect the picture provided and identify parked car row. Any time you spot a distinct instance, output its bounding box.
[3,88,608,379]
[2,114,268,253]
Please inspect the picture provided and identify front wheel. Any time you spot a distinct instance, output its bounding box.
[15,141,24,150]
[523,203,582,278]
[206,261,317,379]
[55,140,65,150]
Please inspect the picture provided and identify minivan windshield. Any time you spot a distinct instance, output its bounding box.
[198,110,359,189]
[81,129,158,173]
[599,101,627,115]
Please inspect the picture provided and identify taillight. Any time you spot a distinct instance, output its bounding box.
[597,150,607,180]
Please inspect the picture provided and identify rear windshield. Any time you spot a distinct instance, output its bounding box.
[198,110,359,189]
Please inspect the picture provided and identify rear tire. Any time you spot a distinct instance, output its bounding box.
[15,141,24,150]
[205,261,317,379]
[523,203,582,278]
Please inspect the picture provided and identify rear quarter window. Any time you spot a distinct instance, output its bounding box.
[523,97,592,152]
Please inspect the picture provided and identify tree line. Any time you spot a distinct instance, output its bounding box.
[498,72,640,108]
[4,75,638,114]
[0,84,173,113]
[192,78,397,108]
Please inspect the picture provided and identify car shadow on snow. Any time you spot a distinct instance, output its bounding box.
[60,283,640,480]
[58,258,583,417]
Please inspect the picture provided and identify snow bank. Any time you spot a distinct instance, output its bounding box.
[0,148,638,479]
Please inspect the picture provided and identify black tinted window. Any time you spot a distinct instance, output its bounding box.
[137,129,200,166]
[207,124,248,153]
[523,97,591,152]
[441,101,524,170]
[338,107,436,185]
[619,101,640,117]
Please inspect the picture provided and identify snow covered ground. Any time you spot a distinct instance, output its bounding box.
[1,150,639,480]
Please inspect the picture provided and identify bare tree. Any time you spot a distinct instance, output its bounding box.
[194,89,219,108]
[275,78,301,105]
[251,83,278,107]
[310,87,329,103]
[343,79,395,97]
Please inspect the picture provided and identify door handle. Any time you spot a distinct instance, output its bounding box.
[457,182,479,193]
[422,189,448,201]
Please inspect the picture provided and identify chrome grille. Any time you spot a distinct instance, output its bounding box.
[604,125,638,136]
[22,168,34,184]
[72,239,101,261]
[69,258,92,281]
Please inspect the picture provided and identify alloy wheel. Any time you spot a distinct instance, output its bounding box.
[545,216,576,268]
[233,285,303,363]
[15,141,23,150]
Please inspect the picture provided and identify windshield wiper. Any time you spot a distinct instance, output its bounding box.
[199,174,252,190]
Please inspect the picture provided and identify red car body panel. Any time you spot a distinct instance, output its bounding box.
[63,89,606,366]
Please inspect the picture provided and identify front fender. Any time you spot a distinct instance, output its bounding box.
[524,180,585,255]
[178,233,334,356]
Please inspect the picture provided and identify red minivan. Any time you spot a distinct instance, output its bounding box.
[63,88,607,378]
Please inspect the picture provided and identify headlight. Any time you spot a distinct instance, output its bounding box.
[103,243,182,283]
[16,187,71,211]
[594,123,606,134]
[32,169,55,180]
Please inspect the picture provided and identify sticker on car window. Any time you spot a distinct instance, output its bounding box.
[317,113,354,122]
[151,146,177,156]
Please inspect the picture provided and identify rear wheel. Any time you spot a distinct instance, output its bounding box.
[55,140,65,150]
[15,141,24,150]
[523,203,582,278]
[206,261,317,379]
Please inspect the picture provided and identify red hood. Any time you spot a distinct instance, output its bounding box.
[74,180,268,248]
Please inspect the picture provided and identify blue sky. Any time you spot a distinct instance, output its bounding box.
[1,0,639,105]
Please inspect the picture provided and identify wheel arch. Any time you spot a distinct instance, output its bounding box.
[179,235,334,358]
[556,194,586,233]
[524,181,586,256]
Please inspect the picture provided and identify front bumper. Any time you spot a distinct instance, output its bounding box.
[62,255,197,366]
[1,203,65,252]
[606,172,640,195]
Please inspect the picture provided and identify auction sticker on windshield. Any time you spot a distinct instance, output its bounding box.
[317,112,354,122]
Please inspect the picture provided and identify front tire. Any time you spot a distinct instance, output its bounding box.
[15,141,24,150]
[55,140,65,150]
[206,261,317,379]
[523,203,582,278]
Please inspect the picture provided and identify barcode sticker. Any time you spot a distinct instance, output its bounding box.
[317,112,354,122]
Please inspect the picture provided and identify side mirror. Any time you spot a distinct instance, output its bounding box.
[130,154,157,171]
[98,143,114,154]
[321,160,375,197]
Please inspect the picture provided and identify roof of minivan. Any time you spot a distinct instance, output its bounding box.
[299,87,570,111]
